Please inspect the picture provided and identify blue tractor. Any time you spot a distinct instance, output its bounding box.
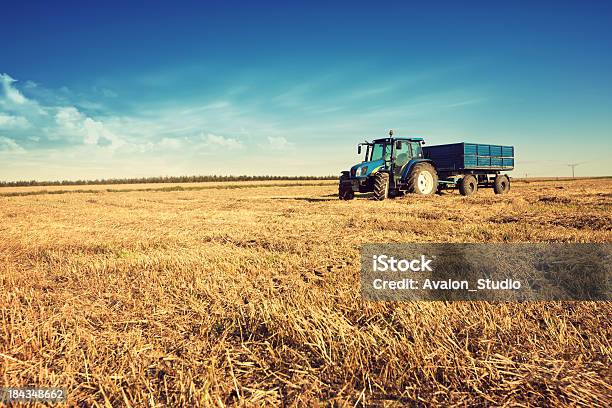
[339,130,514,200]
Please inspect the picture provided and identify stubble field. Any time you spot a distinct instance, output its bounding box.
[1,178,611,406]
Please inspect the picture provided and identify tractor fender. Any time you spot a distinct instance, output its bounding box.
[400,158,436,182]
[369,164,384,175]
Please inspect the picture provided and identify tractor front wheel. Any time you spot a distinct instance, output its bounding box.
[459,175,478,196]
[407,163,438,195]
[372,172,389,201]
[338,174,354,200]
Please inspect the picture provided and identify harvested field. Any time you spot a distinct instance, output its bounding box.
[0,179,336,196]
[1,178,611,406]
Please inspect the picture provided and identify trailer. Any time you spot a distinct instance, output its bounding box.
[423,142,514,195]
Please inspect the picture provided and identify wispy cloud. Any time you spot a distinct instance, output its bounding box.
[0,74,27,104]
[180,101,231,115]
[349,85,394,99]
[0,113,30,129]
[0,136,25,153]
[266,136,293,151]
[443,98,486,108]
[204,133,243,149]
[96,87,118,98]
[273,83,317,108]
[0,73,47,115]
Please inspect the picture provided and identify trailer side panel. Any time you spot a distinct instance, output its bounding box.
[423,142,514,172]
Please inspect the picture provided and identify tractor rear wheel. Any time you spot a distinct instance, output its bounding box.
[459,175,478,196]
[407,163,438,195]
[372,172,389,201]
[493,175,510,194]
[338,174,354,200]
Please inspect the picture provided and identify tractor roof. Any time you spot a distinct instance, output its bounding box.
[372,137,424,143]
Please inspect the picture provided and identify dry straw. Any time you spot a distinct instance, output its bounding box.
[1,178,610,406]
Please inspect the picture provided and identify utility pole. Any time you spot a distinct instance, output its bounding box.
[567,163,581,178]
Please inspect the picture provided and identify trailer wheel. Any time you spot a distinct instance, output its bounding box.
[459,175,478,196]
[372,172,389,201]
[407,163,438,195]
[493,175,510,194]
[338,174,354,200]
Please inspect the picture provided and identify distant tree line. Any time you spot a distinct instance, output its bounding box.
[0,175,338,187]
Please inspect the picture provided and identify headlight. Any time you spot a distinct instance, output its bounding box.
[358,166,368,176]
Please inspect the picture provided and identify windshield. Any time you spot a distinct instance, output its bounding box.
[368,142,389,161]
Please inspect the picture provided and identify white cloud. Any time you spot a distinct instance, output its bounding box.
[267,135,293,151]
[83,117,124,147]
[0,114,30,129]
[204,133,243,149]
[55,106,82,131]
[0,73,47,117]
[0,136,25,153]
[55,106,125,148]
[159,137,182,149]
[0,73,27,104]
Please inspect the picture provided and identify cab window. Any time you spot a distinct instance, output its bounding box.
[394,141,410,166]
[370,143,385,161]
[410,142,422,158]
[394,141,410,176]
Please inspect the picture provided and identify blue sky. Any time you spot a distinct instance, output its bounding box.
[1,0,611,180]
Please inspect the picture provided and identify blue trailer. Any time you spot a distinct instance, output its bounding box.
[339,131,514,200]
[423,142,514,195]
[423,143,514,172]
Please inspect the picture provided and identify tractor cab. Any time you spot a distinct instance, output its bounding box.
[339,131,438,200]
[352,136,425,182]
